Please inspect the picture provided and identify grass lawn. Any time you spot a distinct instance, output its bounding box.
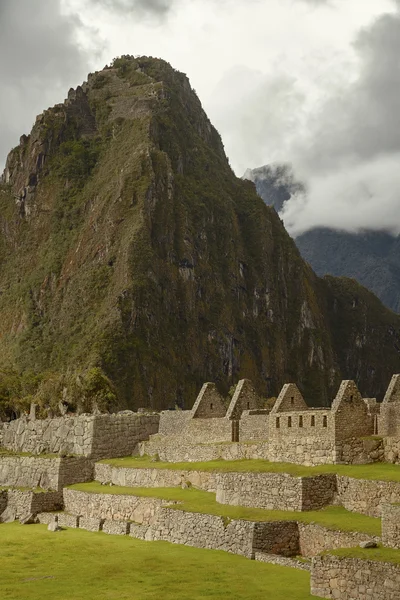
[0,523,322,600]
[330,545,400,565]
[101,456,400,482]
[68,483,381,536]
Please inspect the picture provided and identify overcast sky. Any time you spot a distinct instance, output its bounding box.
[1,0,399,235]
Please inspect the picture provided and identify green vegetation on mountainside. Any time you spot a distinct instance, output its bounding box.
[0,55,399,414]
[102,456,400,481]
[68,483,381,535]
[0,523,321,600]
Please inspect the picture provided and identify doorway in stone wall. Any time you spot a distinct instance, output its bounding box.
[232,420,240,442]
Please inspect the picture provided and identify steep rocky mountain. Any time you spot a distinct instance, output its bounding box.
[245,164,400,315]
[1,57,399,413]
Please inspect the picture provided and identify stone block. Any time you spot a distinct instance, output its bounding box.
[79,516,104,532]
[57,513,80,528]
[102,520,130,535]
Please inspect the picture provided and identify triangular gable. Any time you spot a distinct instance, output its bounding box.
[270,383,307,413]
[331,380,363,413]
[226,379,262,420]
[382,375,400,404]
[190,383,227,419]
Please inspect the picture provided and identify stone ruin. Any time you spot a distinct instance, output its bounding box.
[1,376,400,599]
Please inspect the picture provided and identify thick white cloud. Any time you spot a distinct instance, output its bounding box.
[280,5,400,235]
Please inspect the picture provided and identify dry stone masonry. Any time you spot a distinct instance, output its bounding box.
[2,375,400,598]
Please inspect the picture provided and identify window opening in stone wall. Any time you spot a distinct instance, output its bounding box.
[247,402,250,410]
[323,415,327,427]
[288,416,292,427]
[290,397,294,405]
[210,403,213,410]
[299,415,303,428]
[349,395,353,402]
[311,415,315,426]
[276,417,280,428]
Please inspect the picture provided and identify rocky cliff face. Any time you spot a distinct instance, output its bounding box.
[1,57,399,412]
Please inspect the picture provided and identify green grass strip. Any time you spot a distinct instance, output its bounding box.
[330,545,400,565]
[100,456,400,482]
[68,483,381,536]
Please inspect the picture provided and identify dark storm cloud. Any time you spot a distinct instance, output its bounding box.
[0,0,94,168]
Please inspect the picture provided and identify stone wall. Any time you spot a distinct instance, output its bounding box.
[268,437,336,466]
[382,504,400,549]
[180,418,233,444]
[384,437,400,464]
[334,437,384,464]
[190,383,227,419]
[226,379,263,420]
[239,413,269,441]
[0,489,63,521]
[331,380,374,441]
[63,488,164,524]
[215,472,336,512]
[130,507,256,558]
[140,437,269,462]
[252,521,299,557]
[158,411,192,436]
[298,523,378,557]
[337,476,400,517]
[0,456,93,490]
[94,463,217,492]
[1,413,159,459]
[311,555,400,599]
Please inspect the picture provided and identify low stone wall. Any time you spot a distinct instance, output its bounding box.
[311,555,400,599]
[94,463,217,492]
[0,489,63,521]
[63,488,165,524]
[268,437,336,466]
[1,413,159,459]
[0,456,93,491]
[298,523,378,557]
[382,504,400,549]
[130,507,256,557]
[337,476,400,517]
[334,437,384,464]
[384,437,400,464]
[139,437,269,462]
[216,472,336,512]
[179,418,233,444]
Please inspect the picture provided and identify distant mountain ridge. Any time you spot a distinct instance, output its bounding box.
[245,164,400,314]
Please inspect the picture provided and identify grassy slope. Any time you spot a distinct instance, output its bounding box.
[101,457,400,482]
[68,483,381,536]
[330,545,400,565]
[0,523,321,600]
